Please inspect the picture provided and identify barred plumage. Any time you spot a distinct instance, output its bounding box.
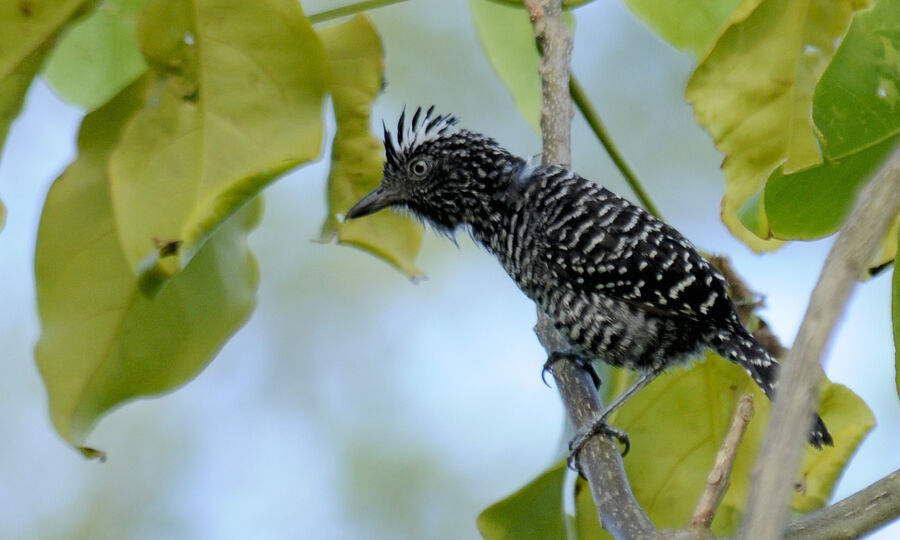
[346,108,833,450]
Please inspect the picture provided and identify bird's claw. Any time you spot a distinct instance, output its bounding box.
[567,418,631,473]
[541,352,602,389]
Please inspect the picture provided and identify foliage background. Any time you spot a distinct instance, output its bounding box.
[0,1,897,538]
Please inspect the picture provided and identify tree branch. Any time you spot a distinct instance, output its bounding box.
[691,394,755,528]
[785,469,900,539]
[740,147,900,539]
[527,1,657,538]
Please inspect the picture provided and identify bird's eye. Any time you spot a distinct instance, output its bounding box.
[410,159,429,177]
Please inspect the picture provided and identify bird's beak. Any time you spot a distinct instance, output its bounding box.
[345,185,400,219]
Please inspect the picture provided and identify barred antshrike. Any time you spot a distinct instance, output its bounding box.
[346,107,833,457]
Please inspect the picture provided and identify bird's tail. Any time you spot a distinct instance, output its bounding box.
[707,326,833,448]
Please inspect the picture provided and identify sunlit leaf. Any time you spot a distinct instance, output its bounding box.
[109,0,327,292]
[622,0,742,58]
[477,461,568,540]
[319,15,422,277]
[0,0,91,152]
[470,0,574,133]
[35,79,260,454]
[43,0,147,111]
[494,352,873,537]
[686,0,871,251]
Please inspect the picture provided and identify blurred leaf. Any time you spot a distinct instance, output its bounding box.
[814,0,900,159]
[622,0,742,58]
[319,15,422,277]
[35,78,260,453]
[496,353,873,537]
[762,133,900,240]
[470,0,573,133]
[108,0,327,291]
[0,0,91,152]
[895,228,900,398]
[686,0,871,252]
[477,461,567,540]
[43,0,148,111]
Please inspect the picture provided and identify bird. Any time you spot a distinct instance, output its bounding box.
[344,106,833,459]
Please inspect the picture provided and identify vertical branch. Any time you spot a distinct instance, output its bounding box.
[526,1,656,537]
[740,148,900,539]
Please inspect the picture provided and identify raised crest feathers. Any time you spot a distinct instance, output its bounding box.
[383,106,459,165]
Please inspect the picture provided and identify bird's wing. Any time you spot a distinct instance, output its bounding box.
[535,179,730,321]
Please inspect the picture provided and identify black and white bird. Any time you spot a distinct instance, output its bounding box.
[345,107,833,456]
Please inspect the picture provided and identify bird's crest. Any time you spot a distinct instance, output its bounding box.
[383,106,459,166]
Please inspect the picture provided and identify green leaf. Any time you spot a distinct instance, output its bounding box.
[622,0,742,58]
[34,78,260,454]
[108,0,327,292]
[0,0,91,152]
[686,0,871,252]
[815,0,900,159]
[494,353,874,537]
[469,0,574,133]
[477,461,568,540]
[319,15,423,277]
[763,133,900,241]
[43,0,148,111]
[894,228,900,398]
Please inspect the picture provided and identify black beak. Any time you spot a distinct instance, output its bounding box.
[345,185,400,219]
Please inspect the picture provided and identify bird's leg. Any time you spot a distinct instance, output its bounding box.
[568,370,658,469]
[542,351,601,389]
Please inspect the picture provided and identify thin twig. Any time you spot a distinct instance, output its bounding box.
[740,147,900,540]
[784,469,900,539]
[691,394,755,528]
[527,1,657,538]
[307,0,407,24]
[569,75,664,220]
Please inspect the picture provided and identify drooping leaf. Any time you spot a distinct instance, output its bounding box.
[319,15,423,277]
[489,352,873,537]
[0,0,91,152]
[108,0,327,292]
[894,228,900,398]
[43,0,148,111]
[477,461,568,540]
[686,0,872,251]
[34,78,260,454]
[469,0,574,133]
[622,0,742,58]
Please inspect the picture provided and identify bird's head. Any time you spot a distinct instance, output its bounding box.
[344,107,524,233]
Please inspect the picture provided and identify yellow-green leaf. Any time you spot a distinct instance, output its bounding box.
[0,0,91,151]
[623,0,742,58]
[686,0,871,251]
[319,15,422,277]
[496,353,874,536]
[109,0,327,291]
[477,461,568,540]
[0,197,5,232]
[35,78,260,453]
[43,0,148,111]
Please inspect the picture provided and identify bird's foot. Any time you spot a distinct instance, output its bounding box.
[542,351,601,389]
[567,417,630,472]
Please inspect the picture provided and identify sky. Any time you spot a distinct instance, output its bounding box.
[1,1,898,539]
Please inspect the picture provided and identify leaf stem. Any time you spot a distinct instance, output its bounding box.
[569,75,664,220]
[308,0,407,24]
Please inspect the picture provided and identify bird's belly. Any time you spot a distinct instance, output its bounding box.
[542,290,702,372]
